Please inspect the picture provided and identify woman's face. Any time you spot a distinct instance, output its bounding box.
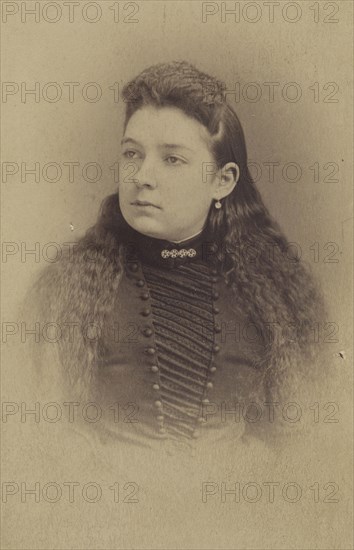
[118,105,221,242]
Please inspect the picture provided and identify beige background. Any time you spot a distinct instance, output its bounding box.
[1,1,353,548]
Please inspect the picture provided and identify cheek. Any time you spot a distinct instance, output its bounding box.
[118,187,131,213]
[118,182,132,200]
[167,176,210,205]
[165,191,210,218]
[185,177,212,205]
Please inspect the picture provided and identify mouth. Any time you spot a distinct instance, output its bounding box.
[131,200,161,209]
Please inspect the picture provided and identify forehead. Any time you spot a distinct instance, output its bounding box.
[124,105,211,150]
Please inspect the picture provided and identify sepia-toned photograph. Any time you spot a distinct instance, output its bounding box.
[1,1,353,549]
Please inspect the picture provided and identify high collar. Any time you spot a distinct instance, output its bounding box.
[121,222,219,270]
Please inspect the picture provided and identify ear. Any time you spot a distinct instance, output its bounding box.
[213,162,240,201]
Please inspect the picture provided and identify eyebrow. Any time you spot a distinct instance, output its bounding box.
[121,137,196,153]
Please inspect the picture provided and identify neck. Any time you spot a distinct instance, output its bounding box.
[121,221,215,270]
[170,228,204,244]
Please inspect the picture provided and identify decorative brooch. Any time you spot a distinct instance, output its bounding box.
[161,248,197,259]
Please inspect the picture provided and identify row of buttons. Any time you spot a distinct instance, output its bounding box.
[124,258,166,432]
[126,253,222,439]
[127,261,167,435]
[192,276,221,437]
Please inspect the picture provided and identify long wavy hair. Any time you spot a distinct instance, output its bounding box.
[29,61,326,407]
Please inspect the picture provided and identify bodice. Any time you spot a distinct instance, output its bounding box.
[90,226,269,455]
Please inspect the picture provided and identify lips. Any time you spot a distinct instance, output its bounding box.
[131,200,161,209]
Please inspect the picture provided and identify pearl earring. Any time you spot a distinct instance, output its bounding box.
[214,200,222,209]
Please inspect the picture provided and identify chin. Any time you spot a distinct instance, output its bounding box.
[127,216,165,239]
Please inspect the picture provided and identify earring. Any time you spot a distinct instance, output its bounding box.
[214,199,222,209]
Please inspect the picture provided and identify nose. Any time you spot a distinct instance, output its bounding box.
[133,159,157,189]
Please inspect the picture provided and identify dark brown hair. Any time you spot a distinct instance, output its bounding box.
[30,61,327,410]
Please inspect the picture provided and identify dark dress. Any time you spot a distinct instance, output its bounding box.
[92,225,268,455]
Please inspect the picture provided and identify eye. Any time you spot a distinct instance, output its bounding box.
[165,156,185,165]
[122,150,139,159]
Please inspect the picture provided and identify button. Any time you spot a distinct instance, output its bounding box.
[146,347,156,355]
[212,291,219,300]
[213,306,220,314]
[211,277,218,283]
[197,417,206,423]
[206,382,213,389]
[129,263,139,272]
[209,366,217,373]
[151,365,159,373]
[140,292,149,300]
[202,398,210,404]
[152,384,160,390]
[213,344,220,353]
[141,308,151,316]
[136,280,145,287]
[154,400,162,408]
[211,269,218,276]
[214,324,221,333]
[143,328,153,337]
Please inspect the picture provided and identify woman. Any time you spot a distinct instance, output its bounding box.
[26,61,327,454]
